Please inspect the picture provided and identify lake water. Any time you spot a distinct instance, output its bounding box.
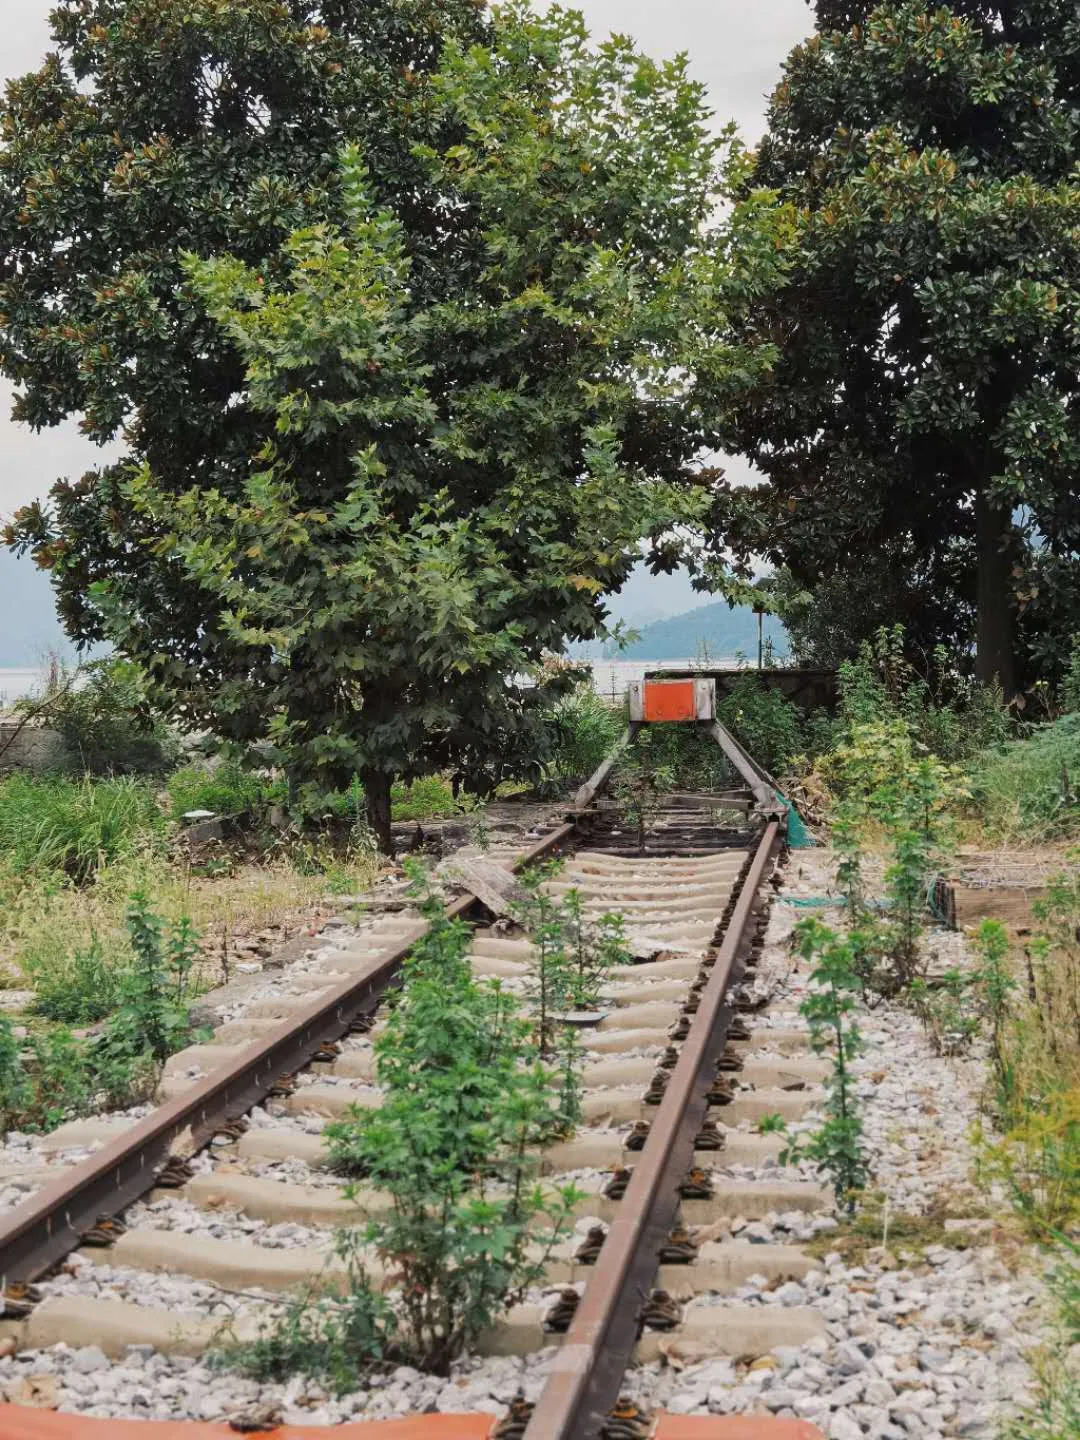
[587,658,735,698]
[0,657,736,708]
[0,669,48,707]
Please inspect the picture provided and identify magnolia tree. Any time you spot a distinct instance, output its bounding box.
[3,0,780,847]
[717,1,1080,694]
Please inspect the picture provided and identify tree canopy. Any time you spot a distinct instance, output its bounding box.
[719,0,1080,694]
[2,0,779,846]
[2,0,490,641]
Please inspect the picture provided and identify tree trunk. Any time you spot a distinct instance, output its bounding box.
[364,769,394,855]
[974,488,1016,698]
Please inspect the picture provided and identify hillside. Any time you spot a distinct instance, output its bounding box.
[606,601,789,661]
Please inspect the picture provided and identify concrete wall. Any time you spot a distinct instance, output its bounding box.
[0,720,65,772]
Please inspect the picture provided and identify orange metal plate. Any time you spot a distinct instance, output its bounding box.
[0,1413,492,1440]
[0,1409,824,1440]
[642,680,699,723]
[656,1419,825,1440]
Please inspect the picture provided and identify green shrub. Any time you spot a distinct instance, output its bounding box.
[908,969,982,1056]
[837,627,1009,763]
[0,773,166,883]
[813,719,965,995]
[25,937,127,1025]
[780,917,868,1211]
[391,775,461,822]
[95,894,204,1069]
[1061,636,1080,715]
[1,894,203,1136]
[621,721,732,794]
[547,687,624,781]
[717,673,806,776]
[510,871,628,1134]
[966,715,1080,841]
[613,728,678,850]
[166,757,276,819]
[0,1018,29,1132]
[14,656,173,776]
[19,1025,97,1132]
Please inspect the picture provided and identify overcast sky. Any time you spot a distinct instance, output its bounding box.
[0,0,813,661]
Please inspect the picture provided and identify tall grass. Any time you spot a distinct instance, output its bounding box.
[966,715,1080,842]
[0,773,165,884]
[967,879,1080,1440]
[166,758,277,819]
[547,688,624,781]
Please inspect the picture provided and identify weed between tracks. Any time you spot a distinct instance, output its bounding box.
[218,864,602,1384]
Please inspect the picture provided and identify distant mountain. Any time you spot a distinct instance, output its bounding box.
[606,601,788,662]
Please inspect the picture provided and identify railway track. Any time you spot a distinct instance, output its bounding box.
[0,705,832,1438]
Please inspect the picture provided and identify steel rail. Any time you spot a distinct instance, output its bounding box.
[523,815,782,1440]
[571,724,639,812]
[706,719,785,817]
[0,821,577,1289]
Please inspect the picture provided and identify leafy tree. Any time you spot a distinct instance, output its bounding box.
[1,0,490,618]
[719,1,1080,695]
[2,2,776,848]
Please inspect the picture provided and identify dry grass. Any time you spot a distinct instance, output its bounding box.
[0,846,383,1006]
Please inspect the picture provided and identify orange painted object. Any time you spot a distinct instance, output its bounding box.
[0,1415,492,1440]
[1,1411,489,1434]
[0,1406,824,1440]
[656,1419,825,1440]
[642,679,699,723]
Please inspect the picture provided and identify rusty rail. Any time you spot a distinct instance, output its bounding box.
[0,822,577,1289]
[523,816,783,1440]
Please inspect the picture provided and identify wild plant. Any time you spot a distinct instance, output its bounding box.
[0,1018,29,1132]
[25,934,125,1025]
[211,1229,392,1393]
[20,1026,96,1132]
[876,754,962,991]
[513,864,573,1059]
[547,686,624,781]
[559,888,628,1011]
[0,772,166,884]
[511,872,629,1135]
[94,893,202,1073]
[613,729,677,852]
[908,969,982,1056]
[757,1112,787,1135]
[1,889,206,1136]
[781,918,868,1211]
[1029,862,1080,1062]
[969,918,1018,1111]
[1000,1238,1080,1440]
[1061,636,1080,715]
[323,866,582,1376]
[976,1088,1080,1241]
[468,803,492,852]
[831,797,866,924]
[716,673,806,775]
[825,720,964,996]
